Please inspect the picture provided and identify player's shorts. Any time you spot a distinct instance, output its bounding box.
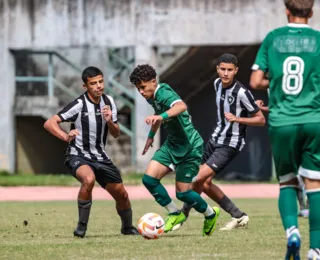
[269,123,320,183]
[202,139,239,174]
[65,155,122,188]
[152,142,203,183]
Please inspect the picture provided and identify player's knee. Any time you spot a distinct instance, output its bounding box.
[193,174,206,186]
[82,175,96,190]
[119,189,129,201]
[142,174,160,190]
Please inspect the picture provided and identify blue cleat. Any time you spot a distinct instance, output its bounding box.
[285,233,301,260]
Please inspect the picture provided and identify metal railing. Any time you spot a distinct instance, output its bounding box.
[14,50,136,165]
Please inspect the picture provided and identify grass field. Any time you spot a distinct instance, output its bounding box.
[0,199,309,260]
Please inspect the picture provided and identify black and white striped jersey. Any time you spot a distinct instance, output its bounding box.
[211,79,259,151]
[57,92,118,161]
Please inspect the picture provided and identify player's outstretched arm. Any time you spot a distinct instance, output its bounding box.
[250,70,269,90]
[44,115,79,142]
[142,121,161,155]
[145,101,187,126]
[224,110,265,126]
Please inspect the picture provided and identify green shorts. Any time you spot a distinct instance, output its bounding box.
[269,123,320,183]
[152,142,203,183]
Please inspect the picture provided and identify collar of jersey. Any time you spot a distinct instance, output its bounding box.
[153,84,161,99]
[222,80,237,90]
[85,91,101,105]
[288,23,309,28]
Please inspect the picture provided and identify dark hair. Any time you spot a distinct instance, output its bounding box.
[284,0,314,18]
[129,64,157,85]
[217,53,238,67]
[82,66,103,84]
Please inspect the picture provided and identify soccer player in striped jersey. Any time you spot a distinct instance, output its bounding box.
[181,53,265,230]
[44,66,139,237]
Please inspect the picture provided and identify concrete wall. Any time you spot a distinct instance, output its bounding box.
[3,0,320,49]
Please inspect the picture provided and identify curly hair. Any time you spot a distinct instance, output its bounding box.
[284,0,314,17]
[129,64,157,85]
[217,53,238,67]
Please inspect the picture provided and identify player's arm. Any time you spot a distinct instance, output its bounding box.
[44,115,79,142]
[44,100,82,142]
[106,121,120,138]
[142,120,162,155]
[145,101,187,126]
[256,100,269,112]
[102,97,120,138]
[250,70,270,90]
[225,89,265,126]
[250,32,272,90]
[225,110,265,126]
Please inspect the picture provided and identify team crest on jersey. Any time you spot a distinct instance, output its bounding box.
[228,96,235,105]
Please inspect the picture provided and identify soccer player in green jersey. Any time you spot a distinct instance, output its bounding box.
[250,1,320,259]
[129,64,219,236]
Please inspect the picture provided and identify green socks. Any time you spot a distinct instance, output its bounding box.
[142,174,172,207]
[307,190,320,249]
[278,186,298,230]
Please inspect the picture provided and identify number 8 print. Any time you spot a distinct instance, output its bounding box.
[282,56,305,95]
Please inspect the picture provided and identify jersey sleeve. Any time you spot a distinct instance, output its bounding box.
[213,78,220,92]
[57,99,83,122]
[157,87,182,108]
[252,32,273,72]
[240,89,260,114]
[107,95,118,123]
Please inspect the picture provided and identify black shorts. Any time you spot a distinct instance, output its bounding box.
[202,139,239,174]
[65,156,122,188]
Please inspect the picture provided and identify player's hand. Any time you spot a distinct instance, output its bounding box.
[224,112,238,122]
[102,105,112,122]
[255,100,269,112]
[145,115,163,126]
[142,138,154,155]
[66,129,79,142]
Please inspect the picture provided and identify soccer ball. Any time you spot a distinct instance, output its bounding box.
[137,213,165,239]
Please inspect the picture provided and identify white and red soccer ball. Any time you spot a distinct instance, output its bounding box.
[137,213,165,239]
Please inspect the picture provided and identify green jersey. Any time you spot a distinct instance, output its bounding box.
[150,83,203,157]
[253,23,320,127]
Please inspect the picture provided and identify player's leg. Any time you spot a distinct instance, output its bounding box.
[269,125,301,260]
[142,144,181,218]
[175,145,220,236]
[297,175,309,218]
[95,160,139,235]
[65,156,96,238]
[203,177,249,230]
[182,141,248,230]
[299,123,320,260]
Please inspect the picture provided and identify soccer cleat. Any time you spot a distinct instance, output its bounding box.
[164,211,186,233]
[202,207,220,236]
[121,226,140,235]
[219,214,249,231]
[285,233,301,260]
[308,249,320,260]
[73,223,87,238]
[297,209,309,218]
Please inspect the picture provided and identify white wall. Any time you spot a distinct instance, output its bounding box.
[4,0,320,49]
